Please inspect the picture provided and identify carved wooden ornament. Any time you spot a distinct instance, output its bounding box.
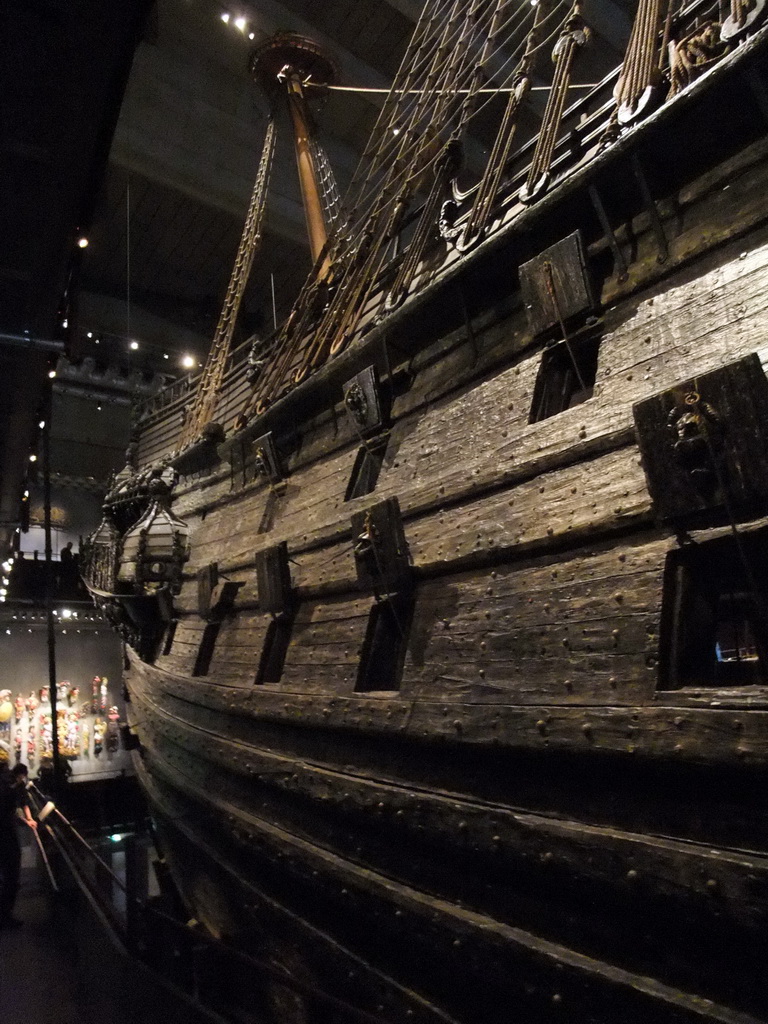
[351,497,411,597]
[633,353,768,521]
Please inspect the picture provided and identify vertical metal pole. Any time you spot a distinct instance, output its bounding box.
[42,388,63,788]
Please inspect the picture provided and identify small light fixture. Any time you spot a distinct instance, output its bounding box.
[61,608,72,619]
[96,404,102,412]
[87,332,93,339]
[48,369,56,379]
[38,420,45,429]
[62,318,68,329]
[182,354,195,369]
[23,490,28,498]
[77,237,89,248]
[234,15,247,30]
[248,31,255,39]
[129,340,139,351]
[163,353,169,359]
[29,454,37,462]
[221,11,230,22]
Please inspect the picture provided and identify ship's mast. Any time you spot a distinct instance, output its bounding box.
[251,34,338,278]
[177,34,338,452]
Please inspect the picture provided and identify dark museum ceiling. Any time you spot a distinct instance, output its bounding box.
[0,0,636,558]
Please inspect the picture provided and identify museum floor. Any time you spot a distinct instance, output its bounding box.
[0,836,122,1024]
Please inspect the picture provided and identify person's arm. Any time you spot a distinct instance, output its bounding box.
[15,787,37,830]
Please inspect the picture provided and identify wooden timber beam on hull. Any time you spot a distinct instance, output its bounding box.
[135,758,466,1024]
[127,675,768,1013]
[129,654,768,848]
[134,737,768,1024]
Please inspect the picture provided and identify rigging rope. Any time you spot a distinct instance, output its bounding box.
[458,0,549,250]
[242,0,566,420]
[521,1,589,204]
[613,0,669,123]
[178,117,276,450]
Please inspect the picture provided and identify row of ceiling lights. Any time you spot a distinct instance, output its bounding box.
[69,229,200,371]
[4,622,100,630]
[220,10,256,39]
[75,329,200,370]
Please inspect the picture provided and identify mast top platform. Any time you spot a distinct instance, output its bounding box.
[250,32,338,98]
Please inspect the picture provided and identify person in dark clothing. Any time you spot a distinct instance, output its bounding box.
[0,762,37,928]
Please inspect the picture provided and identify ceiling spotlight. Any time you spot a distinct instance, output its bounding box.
[182,354,195,369]
[38,420,45,429]
[221,11,230,22]
[48,369,56,378]
[97,405,102,412]
[129,340,139,351]
[87,332,93,339]
[234,15,247,30]
[392,127,401,136]
[77,237,89,248]
[23,491,28,498]
[163,353,169,360]
[248,31,255,39]
[61,608,72,619]
[62,318,68,329]
[29,454,37,462]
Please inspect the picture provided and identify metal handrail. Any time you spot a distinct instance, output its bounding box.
[29,786,423,1024]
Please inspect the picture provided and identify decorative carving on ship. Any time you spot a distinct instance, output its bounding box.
[83,473,189,660]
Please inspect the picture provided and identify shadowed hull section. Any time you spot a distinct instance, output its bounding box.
[129,656,768,1024]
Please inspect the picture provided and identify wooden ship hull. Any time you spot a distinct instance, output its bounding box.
[92,8,768,1023]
